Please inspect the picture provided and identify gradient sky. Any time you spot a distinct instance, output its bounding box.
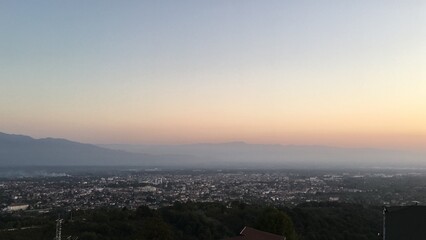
[1,1,426,150]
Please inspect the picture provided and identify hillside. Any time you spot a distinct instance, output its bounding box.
[0,132,151,166]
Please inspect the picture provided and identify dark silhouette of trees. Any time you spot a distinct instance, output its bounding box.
[0,202,381,240]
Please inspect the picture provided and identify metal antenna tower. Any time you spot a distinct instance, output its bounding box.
[55,216,63,240]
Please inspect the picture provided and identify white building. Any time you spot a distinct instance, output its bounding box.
[4,204,29,212]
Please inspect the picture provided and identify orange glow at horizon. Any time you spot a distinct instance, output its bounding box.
[1,1,426,152]
[4,114,425,151]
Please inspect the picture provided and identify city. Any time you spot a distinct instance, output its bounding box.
[2,169,425,212]
[2,1,426,239]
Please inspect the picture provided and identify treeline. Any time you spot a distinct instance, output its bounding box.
[0,202,382,240]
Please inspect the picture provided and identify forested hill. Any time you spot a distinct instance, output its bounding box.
[0,202,382,240]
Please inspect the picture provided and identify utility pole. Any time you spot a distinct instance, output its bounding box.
[382,207,386,240]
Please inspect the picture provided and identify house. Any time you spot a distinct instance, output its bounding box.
[225,226,286,240]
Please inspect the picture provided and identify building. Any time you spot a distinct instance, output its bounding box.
[225,226,286,240]
[4,204,29,212]
[384,206,426,240]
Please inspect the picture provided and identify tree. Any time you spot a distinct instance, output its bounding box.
[142,217,173,240]
[256,208,297,240]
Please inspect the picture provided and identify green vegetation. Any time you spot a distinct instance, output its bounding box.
[0,202,382,240]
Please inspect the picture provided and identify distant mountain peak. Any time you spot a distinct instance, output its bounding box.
[197,141,249,145]
[0,132,34,142]
[212,141,248,146]
[0,132,153,167]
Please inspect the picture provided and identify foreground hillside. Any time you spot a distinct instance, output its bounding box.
[0,202,382,240]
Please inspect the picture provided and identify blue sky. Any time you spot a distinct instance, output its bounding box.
[1,1,425,149]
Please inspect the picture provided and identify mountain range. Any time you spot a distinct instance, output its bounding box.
[0,132,152,166]
[102,142,425,169]
[0,132,425,169]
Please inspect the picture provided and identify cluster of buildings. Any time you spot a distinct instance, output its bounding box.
[0,170,425,212]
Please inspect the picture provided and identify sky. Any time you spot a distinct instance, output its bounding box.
[1,1,426,150]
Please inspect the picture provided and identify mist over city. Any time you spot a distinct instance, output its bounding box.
[1,1,425,240]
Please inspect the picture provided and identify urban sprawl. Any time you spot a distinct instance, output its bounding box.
[1,169,426,212]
